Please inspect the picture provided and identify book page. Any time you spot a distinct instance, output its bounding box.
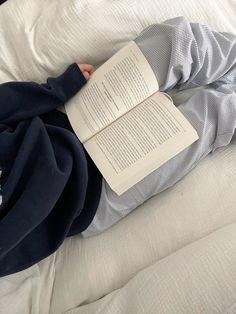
[65,40,159,142]
[84,92,199,195]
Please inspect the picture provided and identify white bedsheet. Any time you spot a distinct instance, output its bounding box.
[0,0,236,313]
[68,223,236,314]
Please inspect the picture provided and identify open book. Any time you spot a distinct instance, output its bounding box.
[65,41,199,195]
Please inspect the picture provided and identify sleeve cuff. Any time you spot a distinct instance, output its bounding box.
[47,63,87,102]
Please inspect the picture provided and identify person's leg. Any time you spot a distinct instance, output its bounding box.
[82,84,236,237]
[82,17,236,237]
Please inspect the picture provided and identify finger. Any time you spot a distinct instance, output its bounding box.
[89,66,95,74]
[83,71,90,80]
[83,64,94,72]
[78,64,86,73]
[77,64,93,77]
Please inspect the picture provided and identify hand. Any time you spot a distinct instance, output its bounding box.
[78,63,95,80]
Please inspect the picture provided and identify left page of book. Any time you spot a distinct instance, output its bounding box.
[65,40,159,143]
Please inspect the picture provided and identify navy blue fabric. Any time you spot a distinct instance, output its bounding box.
[0,63,102,277]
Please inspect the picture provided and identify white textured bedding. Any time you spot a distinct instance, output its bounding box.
[0,0,236,313]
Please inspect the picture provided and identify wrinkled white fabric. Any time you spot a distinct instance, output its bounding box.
[69,223,236,314]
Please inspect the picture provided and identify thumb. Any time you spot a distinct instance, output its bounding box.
[83,71,90,80]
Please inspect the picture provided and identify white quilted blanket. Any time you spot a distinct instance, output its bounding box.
[0,0,236,313]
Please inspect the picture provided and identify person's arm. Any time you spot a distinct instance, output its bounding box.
[134,16,236,91]
[0,63,87,125]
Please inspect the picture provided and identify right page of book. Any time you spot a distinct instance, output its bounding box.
[65,40,159,143]
[84,92,199,195]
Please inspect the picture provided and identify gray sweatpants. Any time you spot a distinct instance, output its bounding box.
[82,17,236,238]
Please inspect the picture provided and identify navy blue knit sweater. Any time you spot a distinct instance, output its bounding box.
[0,63,102,277]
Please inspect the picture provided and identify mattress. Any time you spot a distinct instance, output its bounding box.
[0,0,236,313]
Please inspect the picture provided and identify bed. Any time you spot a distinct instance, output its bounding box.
[0,0,236,313]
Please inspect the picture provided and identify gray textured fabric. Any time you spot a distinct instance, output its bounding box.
[82,17,236,238]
